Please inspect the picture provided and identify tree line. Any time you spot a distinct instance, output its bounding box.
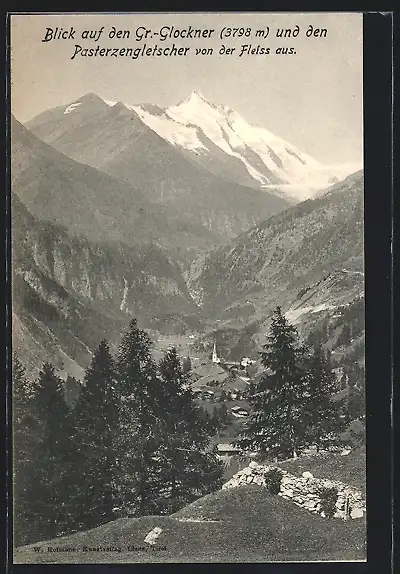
[13,319,224,547]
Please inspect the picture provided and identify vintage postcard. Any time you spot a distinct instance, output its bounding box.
[10,12,367,564]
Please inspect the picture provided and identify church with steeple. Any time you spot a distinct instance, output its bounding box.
[212,340,221,364]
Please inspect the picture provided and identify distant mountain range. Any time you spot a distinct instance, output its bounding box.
[23,94,290,253]
[11,93,364,377]
[12,115,256,259]
[27,91,360,203]
[133,90,360,200]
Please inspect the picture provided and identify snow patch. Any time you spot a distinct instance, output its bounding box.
[64,102,82,115]
[341,268,364,276]
[134,104,207,153]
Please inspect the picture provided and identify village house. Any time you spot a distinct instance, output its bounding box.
[231,405,249,418]
[216,443,241,457]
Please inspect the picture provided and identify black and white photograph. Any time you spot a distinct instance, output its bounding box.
[9,12,366,563]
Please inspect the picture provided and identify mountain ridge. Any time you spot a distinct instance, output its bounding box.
[23,102,290,249]
[26,91,361,202]
[185,170,364,360]
[13,115,266,258]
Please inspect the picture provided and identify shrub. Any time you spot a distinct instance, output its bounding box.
[264,468,284,494]
[319,486,338,518]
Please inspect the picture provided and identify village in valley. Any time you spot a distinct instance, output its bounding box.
[152,334,256,457]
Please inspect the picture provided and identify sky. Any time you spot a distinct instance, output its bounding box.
[10,12,363,165]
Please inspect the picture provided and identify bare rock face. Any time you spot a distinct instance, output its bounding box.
[12,192,201,377]
[187,171,364,317]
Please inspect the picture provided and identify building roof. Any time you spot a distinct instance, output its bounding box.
[193,371,229,388]
[193,362,227,379]
[222,373,249,391]
[217,443,240,453]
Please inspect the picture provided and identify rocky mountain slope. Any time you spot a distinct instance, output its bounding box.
[12,97,364,377]
[186,171,364,359]
[12,192,201,378]
[11,115,227,258]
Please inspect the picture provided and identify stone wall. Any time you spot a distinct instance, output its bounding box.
[222,461,366,519]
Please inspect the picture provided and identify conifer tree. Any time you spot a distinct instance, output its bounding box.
[337,323,351,346]
[29,362,72,540]
[247,378,256,399]
[347,382,365,420]
[182,356,192,375]
[303,344,344,451]
[12,357,40,546]
[63,375,81,409]
[237,307,309,459]
[114,319,164,516]
[154,347,223,514]
[215,402,230,428]
[66,340,120,529]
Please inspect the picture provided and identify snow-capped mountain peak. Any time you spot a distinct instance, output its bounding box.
[58,91,361,203]
[162,92,330,195]
[185,89,207,101]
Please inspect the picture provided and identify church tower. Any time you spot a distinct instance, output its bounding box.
[212,341,220,364]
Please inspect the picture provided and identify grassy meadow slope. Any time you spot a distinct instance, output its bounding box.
[15,483,366,564]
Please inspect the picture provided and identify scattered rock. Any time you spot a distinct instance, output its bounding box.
[144,527,162,545]
[302,471,314,479]
[253,476,265,486]
[350,508,364,519]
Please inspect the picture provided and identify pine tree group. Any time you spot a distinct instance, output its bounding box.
[13,358,40,546]
[23,363,72,541]
[237,307,344,460]
[13,309,352,545]
[302,344,343,452]
[12,319,223,546]
[66,340,119,529]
